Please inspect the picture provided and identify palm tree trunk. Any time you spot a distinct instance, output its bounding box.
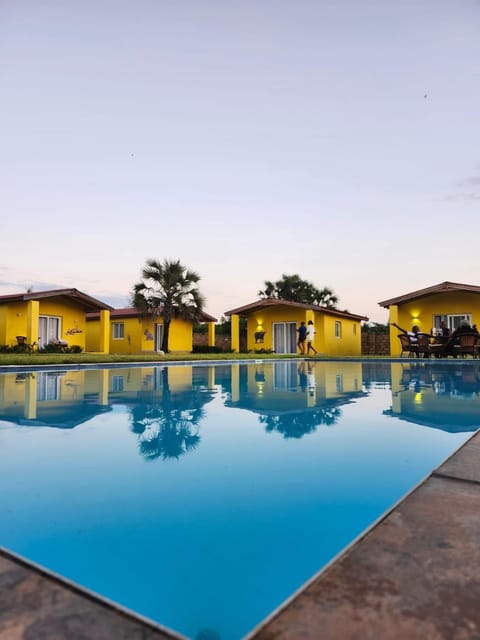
[162,319,171,352]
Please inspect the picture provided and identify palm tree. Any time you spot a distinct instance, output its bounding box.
[132,258,205,353]
[129,367,214,460]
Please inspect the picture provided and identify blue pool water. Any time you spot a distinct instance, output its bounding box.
[0,360,479,639]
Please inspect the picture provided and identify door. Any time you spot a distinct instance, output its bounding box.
[273,322,297,354]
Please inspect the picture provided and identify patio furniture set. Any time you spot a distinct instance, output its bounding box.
[398,333,480,359]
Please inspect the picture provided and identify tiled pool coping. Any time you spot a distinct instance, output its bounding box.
[1,360,480,639]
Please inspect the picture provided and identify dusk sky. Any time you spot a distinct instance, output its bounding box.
[2,1,479,323]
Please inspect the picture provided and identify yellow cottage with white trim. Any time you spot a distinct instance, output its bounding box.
[379,281,480,357]
[0,289,112,352]
[225,298,368,355]
[86,307,217,354]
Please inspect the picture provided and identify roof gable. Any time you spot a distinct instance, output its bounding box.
[86,307,217,322]
[378,281,480,308]
[0,288,113,312]
[224,298,368,321]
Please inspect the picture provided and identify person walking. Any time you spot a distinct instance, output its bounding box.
[297,321,307,354]
[306,320,317,355]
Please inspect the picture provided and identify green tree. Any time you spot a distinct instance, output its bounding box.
[132,258,205,353]
[258,274,338,308]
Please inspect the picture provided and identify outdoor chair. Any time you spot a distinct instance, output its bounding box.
[416,333,431,359]
[453,333,479,359]
[398,334,419,358]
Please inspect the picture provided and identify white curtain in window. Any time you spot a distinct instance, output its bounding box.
[38,316,60,348]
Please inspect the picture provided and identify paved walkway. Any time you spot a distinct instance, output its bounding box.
[1,432,480,640]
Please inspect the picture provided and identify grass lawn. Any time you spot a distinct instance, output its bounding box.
[0,352,307,367]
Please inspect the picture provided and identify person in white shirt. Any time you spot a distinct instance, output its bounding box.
[306,320,317,355]
[392,322,420,344]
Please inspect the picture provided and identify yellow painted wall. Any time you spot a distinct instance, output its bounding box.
[1,302,28,346]
[85,319,101,352]
[0,300,87,349]
[247,307,301,351]
[321,314,361,355]
[0,307,7,345]
[87,315,195,353]
[388,292,480,356]
[245,307,363,355]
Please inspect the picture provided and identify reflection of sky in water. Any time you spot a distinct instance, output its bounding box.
[0,362,478,640]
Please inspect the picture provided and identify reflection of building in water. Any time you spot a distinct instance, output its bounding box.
[385,363,480,433]
[0,366,216,430]
[0,366,217,460]
[0,370,111,428]
[0,362,366,443]
[226,361,365,438]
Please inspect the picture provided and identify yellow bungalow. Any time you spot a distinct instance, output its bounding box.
[0,289,112,352]
[379,281,480,357]
[86,307,217,354]
[224,298,368,355]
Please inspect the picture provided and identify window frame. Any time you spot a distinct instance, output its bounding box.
[112,322,125,340]
[335,321,342,338]
[432,313,472,333]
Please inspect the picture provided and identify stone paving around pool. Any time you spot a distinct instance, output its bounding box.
[1,431,480,640]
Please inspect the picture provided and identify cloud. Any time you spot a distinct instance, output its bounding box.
[0,278,88,295]
[439,171,480,203]
[98,294,130,308]
[459,175,480,187]
[440,192,480,202]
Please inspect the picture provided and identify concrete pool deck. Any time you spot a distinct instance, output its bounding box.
[1,431,480,640]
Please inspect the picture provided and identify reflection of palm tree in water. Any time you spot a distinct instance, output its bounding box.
[259,406,341,439]
[129,367,213,460]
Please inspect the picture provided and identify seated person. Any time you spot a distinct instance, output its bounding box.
[391,322,420,343]
[433,323,475,358]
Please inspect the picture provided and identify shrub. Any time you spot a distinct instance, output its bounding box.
[38,344,83,354]
[192,345,222,354]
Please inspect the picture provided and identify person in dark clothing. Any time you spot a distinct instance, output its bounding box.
[297,321,307,354]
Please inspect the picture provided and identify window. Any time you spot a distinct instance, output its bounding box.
[38,315,61,348]
[335,374,343,392]
[433,314,472,333]
[37,372,61,401]
[111,375,124,392]
[335,321,342,338]
[112,322,125,339]
[272,322,297,354]
[273,361,298,390]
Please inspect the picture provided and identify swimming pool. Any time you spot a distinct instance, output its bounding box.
[0,360,479,639]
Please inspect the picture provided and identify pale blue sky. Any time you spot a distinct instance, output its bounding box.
[1,1,479,322]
